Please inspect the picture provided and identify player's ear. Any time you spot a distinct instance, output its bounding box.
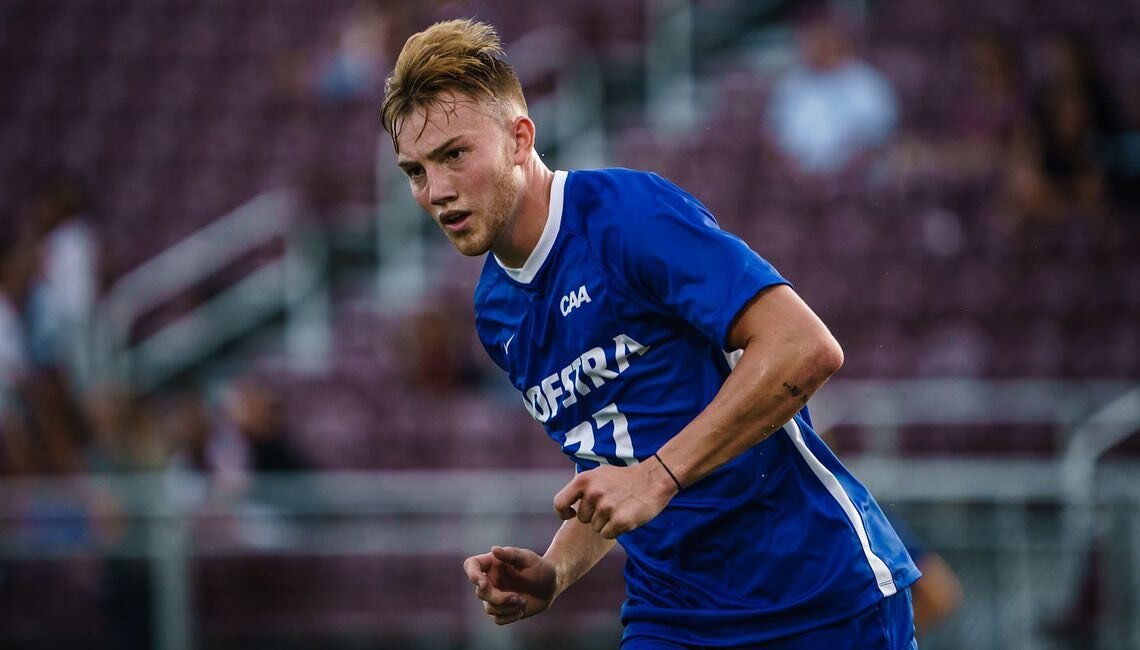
[510,115,535,164]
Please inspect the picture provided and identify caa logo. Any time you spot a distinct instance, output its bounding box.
[560,285,592,317]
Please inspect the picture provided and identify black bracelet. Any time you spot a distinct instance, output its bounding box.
[653,452,683,491]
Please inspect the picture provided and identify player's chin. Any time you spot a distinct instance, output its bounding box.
[447,232,492,257]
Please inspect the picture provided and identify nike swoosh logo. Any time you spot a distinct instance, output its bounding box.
[504,334,516,355]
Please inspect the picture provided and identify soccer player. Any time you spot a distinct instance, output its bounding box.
[380,19,922,649]
[886,512,963,636]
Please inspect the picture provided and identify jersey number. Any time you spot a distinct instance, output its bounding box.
[564,403,639,466]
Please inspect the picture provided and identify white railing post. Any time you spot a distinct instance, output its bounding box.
[647,0,696,133]
[284,222,331,375]
[1060,386,1140,605]
[143,472,191,650]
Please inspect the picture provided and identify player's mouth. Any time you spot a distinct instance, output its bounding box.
[439,210,472,232]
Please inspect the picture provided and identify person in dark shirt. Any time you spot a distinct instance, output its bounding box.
[225,379,310,473]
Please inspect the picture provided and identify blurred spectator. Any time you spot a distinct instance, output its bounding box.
[400,296,487,395]
[166,381,311,503]
[1007,32,1122,232]
[21,176,102,392]
[163,391,245,525]
[879,29,1030,192]
[0,178,102,477]
[0,236,32,391]
[223,379,310,474]
[951,31,1031,174]
[223,380,315,548]
[958,32,1029,151]
[312,0,394,102]
[276,0,435,104]
[0,235,34,469]
[84,386,165,473]
[11,366,90,476]
[765,7,899,176]
[165,391,220,479]
[162,383,311,550]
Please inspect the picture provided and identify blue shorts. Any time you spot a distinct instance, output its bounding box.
[621,589,918,650]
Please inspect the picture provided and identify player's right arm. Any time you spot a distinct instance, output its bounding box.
[462,518,615,625]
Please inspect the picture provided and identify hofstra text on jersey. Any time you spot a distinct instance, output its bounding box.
[523,334,649,423]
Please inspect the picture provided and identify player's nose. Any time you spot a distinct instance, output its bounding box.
[428,172,458,206]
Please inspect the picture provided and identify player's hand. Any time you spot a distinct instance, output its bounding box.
[553,461,679,539]
[463,545,558,625]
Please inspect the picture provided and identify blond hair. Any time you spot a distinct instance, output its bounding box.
[381,19,527,151]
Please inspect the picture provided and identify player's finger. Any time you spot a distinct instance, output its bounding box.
[599,516,632,540]
[490,545,529,569]
[492,611,526,625]
[476,582,520,607]
[589,502,611,533]
[576,493,598,525]
[553,478,584,520]
[487,592,526,620]
[484,595,525,617]
[481,588,522,611]
[463,554,492,588]
[471,573,509,604]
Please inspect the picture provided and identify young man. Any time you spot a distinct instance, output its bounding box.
[380,19,921,649]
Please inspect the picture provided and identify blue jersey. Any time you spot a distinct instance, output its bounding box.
[474,168,921,646]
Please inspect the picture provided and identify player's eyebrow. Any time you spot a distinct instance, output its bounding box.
[397,136,465,169]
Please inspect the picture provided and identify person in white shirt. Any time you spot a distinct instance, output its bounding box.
[766,9,899,175]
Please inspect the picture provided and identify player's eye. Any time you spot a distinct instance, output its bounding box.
[404,165,424,180]
[444,148,465,162]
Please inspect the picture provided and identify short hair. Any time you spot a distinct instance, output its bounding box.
[380,19,527,151]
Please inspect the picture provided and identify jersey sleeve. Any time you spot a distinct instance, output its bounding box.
[594,172,789,347]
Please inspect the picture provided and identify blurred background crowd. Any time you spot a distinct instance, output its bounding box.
[0,0,1137,649]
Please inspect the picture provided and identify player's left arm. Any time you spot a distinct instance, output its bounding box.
[555,283,843,538]
[660,283,843,484]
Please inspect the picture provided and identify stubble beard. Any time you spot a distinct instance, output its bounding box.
[448,156,521,259]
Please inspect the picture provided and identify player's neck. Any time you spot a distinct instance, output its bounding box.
[494,154,554,268]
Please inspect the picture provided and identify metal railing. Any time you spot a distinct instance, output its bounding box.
[2,378,1137,649]
[2,462,1137,650]
[90,190,330,392]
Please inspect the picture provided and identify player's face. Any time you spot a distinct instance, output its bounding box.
[394,92,523,258]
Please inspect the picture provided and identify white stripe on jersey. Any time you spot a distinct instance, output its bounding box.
[723,346,895,594]
[783,418,898,596]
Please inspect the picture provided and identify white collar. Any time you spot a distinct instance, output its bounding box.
[494,170,566,284]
